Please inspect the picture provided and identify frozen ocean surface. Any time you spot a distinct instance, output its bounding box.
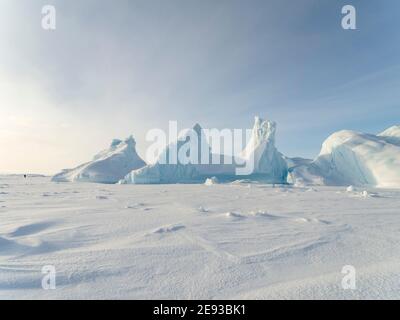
[1,175,400,299]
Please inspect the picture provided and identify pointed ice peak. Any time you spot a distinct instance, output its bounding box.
[240,116,287,178]
[251,116,277,145]
[242,116,277,159]
[124,135,136,146]
[178,123,204,140]
[193,123,202,135]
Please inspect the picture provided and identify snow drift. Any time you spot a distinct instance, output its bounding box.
[121,117,288,184]
[290,126,400,188]
[52,136,146,184]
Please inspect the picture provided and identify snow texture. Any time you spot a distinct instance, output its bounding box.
[1,175,400,299]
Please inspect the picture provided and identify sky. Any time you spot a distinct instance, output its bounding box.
[1,0,400,174]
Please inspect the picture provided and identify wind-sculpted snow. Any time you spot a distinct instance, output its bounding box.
[122,117,288,184]
[290,127,400,188]
[2,175,400,299]
[52,136,145,184]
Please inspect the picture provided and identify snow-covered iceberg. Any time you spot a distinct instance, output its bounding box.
[121,123,233,184]
[121,117,288,184]
[378,125,400,146]
[52,136,146,184]
[241,117,288,180]
[289,126,400,188]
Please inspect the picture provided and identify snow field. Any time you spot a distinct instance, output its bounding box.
[1,176,400,299]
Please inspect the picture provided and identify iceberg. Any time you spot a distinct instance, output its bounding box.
[378,125,400,146]
[241,117,288,181]
[289,126,400,188]
[122,117,288,184]
[204,176,219,186]
[121,123,229,184]
[52,136,146,184]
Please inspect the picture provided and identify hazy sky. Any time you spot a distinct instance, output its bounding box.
[1,0,399,174]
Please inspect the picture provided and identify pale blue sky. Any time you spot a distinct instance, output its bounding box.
[1,0,399,174]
